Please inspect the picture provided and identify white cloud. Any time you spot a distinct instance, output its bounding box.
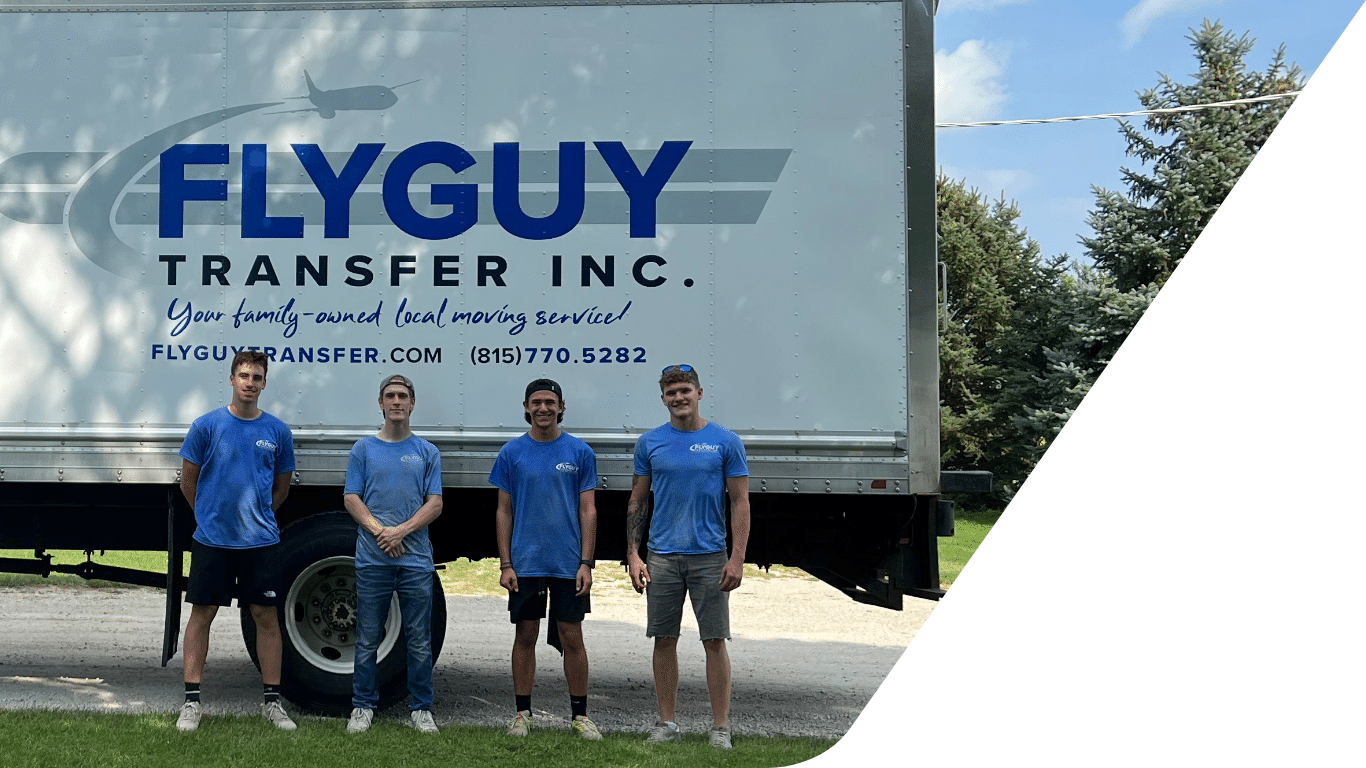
[982,168,1031,193]
[939,0,1028,13]
[1120,0,1225,50]
[937,164,1032,198]
[935,39,1009,123]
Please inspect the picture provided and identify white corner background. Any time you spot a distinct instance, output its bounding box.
[812,3,1366,765]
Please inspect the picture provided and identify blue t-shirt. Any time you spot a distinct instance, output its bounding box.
[344,435,443,571]
[179,406,296,549]
[488,432,598,580]
[633,421,748,555]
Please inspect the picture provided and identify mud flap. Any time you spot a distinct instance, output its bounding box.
[161,486,185,667]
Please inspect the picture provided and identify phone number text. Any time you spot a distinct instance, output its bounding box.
[471,346,648,366]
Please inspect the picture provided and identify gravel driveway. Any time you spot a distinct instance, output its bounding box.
[0,577,934,739]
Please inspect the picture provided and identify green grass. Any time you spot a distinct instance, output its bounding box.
[938,507,1002,587]
[0,711,833,768]
[0,550,821,597]
[0,530,995,767]
[437,556,507,596]
[438,559,815,598]
[5,522,995,594]
[0,549,184,589]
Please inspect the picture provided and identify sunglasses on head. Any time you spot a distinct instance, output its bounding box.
[661,364,694,374]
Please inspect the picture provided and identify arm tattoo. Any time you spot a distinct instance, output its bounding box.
[626,502,648,552]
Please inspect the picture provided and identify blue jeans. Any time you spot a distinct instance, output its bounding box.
[352,565,434,711]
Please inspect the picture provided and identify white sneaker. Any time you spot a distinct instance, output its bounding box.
[507,709,533,736]
[647,719,681,743]
[411,709,439,734]
[709,724,733,749]
[263,700,297,731]
[347,707,374,734]
[176,700,202,732]
[572,715,604,740]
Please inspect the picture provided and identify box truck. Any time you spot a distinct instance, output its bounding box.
[0,0,981,713]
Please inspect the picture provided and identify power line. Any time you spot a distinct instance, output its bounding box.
[934,91,1301,129]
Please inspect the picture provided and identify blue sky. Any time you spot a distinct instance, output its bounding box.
[935,0,1363,263]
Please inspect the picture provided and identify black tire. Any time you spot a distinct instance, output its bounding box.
[241,511,448,716]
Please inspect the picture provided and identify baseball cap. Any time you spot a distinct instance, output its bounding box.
[379,374,415,397]
[524,378,564,401]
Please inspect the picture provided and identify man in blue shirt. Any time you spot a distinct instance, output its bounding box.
[490,379,602,740]
[177,350,297,732]
[344,374,444,735]
[626,365,750,750]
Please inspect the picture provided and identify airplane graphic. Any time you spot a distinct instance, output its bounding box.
[267,71,419,118]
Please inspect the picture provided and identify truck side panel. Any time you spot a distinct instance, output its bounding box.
[0,1,934,493]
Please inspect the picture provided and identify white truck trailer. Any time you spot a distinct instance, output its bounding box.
[0,0,981,714]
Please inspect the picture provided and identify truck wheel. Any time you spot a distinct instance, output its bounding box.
[241,511,448,716]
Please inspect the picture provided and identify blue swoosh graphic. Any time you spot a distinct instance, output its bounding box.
[67,102,281,280]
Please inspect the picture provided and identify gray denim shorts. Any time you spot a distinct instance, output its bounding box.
[645,551,730,641]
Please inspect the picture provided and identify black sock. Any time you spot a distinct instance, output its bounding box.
[184,683,201,703]
[264,684,282,704]
[570,695,587,719]
[515,694,532,713]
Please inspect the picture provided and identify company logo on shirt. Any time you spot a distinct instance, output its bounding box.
[401,454,423,464]
[555,462,577,473]
[255,439,278,451]
[689,443,721,453]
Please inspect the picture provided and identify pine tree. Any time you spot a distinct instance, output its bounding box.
[937,176,1063,501]
[1015,267,1159,464]
[941,21,1304,497]
[1084,20,1304,292]
[1013,21,1302,466]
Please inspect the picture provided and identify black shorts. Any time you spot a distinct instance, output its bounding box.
[185,539,283,607]
[507,577,590,624]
